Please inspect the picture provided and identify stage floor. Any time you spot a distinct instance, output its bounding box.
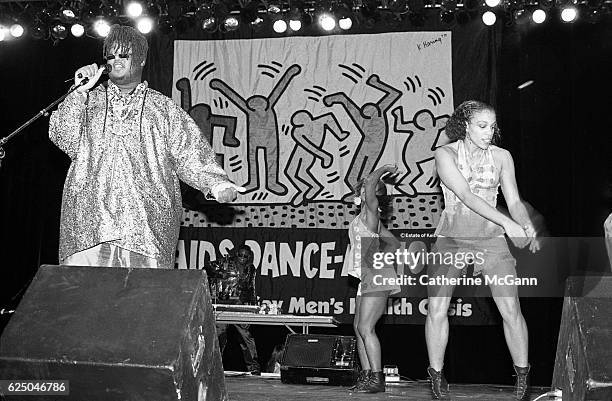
[225,375,550,401]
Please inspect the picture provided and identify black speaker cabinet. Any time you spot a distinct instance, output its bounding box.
[0,265,227,401]
[280,334,358,386]
[552,276,612,401]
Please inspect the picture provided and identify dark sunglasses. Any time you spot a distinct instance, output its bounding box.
[104,53,131,61]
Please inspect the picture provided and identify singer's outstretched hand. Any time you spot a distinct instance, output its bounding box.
[74,64,107,93]
[216,184,246,203]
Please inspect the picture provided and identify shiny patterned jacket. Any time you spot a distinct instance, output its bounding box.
[49,81,230,268]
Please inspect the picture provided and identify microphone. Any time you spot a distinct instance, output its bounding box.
[77,64,112,79]
[75,64,112,87]
[65,64,112,84]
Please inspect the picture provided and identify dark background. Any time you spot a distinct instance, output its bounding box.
[1,11,611,387]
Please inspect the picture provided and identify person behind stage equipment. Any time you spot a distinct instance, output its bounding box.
[214,244,261,375]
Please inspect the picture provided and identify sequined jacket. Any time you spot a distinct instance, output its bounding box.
[49,81,230,268]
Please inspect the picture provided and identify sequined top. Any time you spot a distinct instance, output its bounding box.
[345,211,380,278]
[49,81,230,268]
[434,139,505,238]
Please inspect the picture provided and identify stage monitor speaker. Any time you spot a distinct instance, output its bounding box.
[280,334,358,386]
[552,275,612,401]
[0,265,227,401]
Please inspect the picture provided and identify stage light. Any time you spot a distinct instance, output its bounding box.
[221,15,240,32]
[532,8,546,23]
[482,10,497,25]
[71,23,85,37]
[251,16,266,30]
[272,18,287,33]
[60,6,77,23]
[561,6,577,22]
[338,16,353,29]
[267,2,282,14]
[196,3,217,32]
[334,2,354,30]
[288,6,303,31]
[126,2,144,18]
[201,16,217,32]
[512,7,528,23]
[0,26,7,42]
[51,23,68,40]
[485,0,501,7]
[94,19,111,37]
[10,23,24,38]
[214,3,232,28]
[289,19,302,31]
[136,17,154,33]
[319,13,336,31]
[242,1,270,31]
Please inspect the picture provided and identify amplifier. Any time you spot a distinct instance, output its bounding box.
[552,276,612,401]
[280,334,358,386]
[0,265,226,401]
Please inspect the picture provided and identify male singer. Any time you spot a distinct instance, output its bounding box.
[49,25,243,269]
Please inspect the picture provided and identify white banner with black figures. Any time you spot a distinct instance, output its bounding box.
[172,32,454,206]
[172,33,504,325]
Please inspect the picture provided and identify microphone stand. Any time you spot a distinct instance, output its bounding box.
[0,79,90,170]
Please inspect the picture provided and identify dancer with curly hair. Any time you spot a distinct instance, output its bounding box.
[425,100,539,400]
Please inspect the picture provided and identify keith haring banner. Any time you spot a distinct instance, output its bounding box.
[172,33,497,324]
[173,32,453,204]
